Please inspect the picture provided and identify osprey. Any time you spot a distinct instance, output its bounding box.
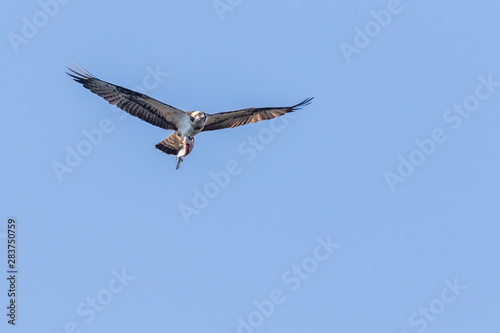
[66,65,313,169]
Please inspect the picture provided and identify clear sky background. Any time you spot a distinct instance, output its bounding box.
[1,0,500,332]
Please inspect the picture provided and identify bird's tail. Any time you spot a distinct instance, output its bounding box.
[155,133,183,155]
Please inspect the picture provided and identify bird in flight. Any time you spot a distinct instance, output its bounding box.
[66,65,313,169]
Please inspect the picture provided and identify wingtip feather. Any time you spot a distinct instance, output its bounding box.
[291,97,314,110]
[65,62,96,81]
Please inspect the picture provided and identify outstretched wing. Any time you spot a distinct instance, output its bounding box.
[202,97,313,132]
[67,65,187,131]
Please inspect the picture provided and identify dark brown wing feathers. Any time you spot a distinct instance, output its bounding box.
[66,65,185,131]
[202,97,313,132]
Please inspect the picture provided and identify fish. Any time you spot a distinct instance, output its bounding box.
[176,136,194,170]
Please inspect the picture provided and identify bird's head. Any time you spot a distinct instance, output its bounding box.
[190,111,207,122]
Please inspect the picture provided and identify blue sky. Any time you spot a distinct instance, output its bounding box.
[2,0,500,332]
